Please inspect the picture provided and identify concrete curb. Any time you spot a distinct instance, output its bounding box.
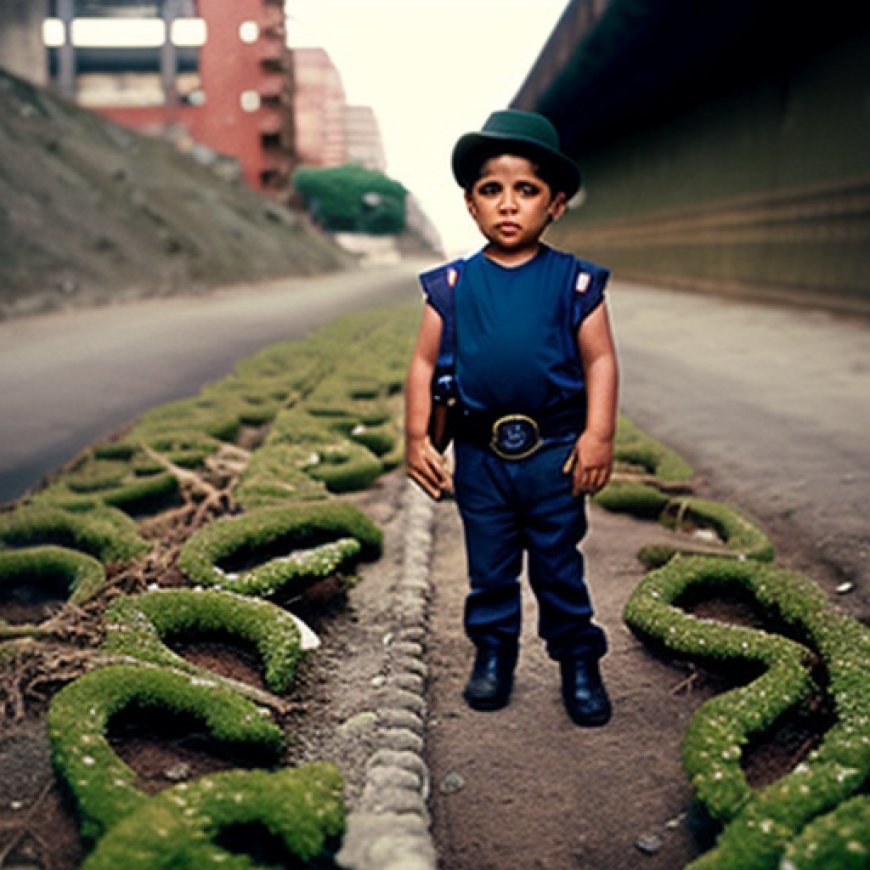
[337,482,438,870]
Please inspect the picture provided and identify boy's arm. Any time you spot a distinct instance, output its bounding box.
[566,302,619,496]
[405,305,453,500]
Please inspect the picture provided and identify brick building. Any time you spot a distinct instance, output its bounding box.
[291,46,347,168]
[290,48,386,173]
[45,0,296,198]
[343,104,386,173]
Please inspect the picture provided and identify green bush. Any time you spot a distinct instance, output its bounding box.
[293,163,406,234]
[0,545,106,607]
[178,502,382,598]
[103,589,304,694]
[47,664,285,841]
[82,763,344,869]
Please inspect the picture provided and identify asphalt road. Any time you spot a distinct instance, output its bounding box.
[608,281,870,612]
[1,265,867,612]
[0,264,422,506]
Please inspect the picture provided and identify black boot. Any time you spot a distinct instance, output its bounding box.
[462,644,518,711]
[559,657,612,727]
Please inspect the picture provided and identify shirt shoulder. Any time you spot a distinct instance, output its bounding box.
[547,250,611,327]
[418,257,464,318]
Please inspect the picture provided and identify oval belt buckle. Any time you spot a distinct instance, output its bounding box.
[490,414,542,460]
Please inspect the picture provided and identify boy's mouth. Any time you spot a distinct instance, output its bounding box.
[496,222,520,234]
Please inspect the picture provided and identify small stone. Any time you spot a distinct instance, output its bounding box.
[664,813,686,829]
[836,581,855,595]
[635,834,662,855]
[439,771,465,795]
[287,612,320,650]
[371,675,387,688]
[338,712,377,734]
[163,762,192,782]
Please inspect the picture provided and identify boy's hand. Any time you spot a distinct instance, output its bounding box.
[406,435,453,501]
[562,431,614,496]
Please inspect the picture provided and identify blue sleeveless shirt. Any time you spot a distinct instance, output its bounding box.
[426,246,608,415]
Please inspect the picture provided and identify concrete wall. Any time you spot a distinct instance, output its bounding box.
[533,9,870,311]
[0,0,48,86]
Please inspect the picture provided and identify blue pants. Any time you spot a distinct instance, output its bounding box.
[452,435,607,661]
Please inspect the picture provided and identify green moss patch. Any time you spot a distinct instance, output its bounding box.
[594,415,694,527]
[135,396,243,445]
[593,479,670,518]
[82,763,344,869]
[0,503,148,564]
[304,441,384,494]
[613,413,694,482]
[178,502,382,598]
[233,444,330,509]
[0,546,106,616]
[650,496,775,565]
[48,664,285,841]
[3,304,422,860]
[103,589,304,694]
[624,555,870,869]
[781,795,869,870]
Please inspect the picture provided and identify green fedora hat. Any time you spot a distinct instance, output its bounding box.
[451,109,581,198]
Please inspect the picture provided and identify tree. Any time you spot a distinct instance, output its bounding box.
[292,164,406,235]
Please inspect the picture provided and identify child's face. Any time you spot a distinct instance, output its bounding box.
[464,154,567,263]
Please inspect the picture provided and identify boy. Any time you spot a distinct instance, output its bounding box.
[405,109,618,727]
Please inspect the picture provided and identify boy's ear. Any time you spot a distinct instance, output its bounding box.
[548,191,568,222]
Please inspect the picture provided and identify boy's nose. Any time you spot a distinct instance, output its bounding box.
[499,192,518,211]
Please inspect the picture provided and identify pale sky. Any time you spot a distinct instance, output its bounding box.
[286,0,571,255]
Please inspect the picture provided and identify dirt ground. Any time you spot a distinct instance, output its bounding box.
[425,497,711,870]
[0,467,827,869]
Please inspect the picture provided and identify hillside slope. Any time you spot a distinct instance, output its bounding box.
[0,69,353,319]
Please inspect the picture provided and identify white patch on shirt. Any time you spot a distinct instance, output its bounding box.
[575,272,591,293]
[447,267,459,288]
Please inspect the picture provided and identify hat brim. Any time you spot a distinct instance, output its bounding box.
[451,131,581,199]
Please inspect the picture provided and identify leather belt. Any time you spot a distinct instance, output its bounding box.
[455,404,586,460]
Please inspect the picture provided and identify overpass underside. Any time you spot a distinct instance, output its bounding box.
[515,0,870,312]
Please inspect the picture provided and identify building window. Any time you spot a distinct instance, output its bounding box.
[71,18,165,47]
[42,17,207,47]
[184,88,206,107]
[240,90,261,112]
[172,19,208,47]
[239,21,259,44]
[261,131,281,150]
[42,19,65,47]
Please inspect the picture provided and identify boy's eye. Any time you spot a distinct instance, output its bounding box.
[518,182,541,196]
[477,181,501,196]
